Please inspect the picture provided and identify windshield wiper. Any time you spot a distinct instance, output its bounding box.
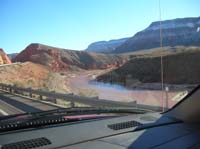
[32,106,150,116]
[0,107,151,121]
[0,107,152,132]
[0,114,93,133]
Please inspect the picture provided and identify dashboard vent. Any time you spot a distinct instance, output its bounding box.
[108,120,142,130]
[1,137,51,149]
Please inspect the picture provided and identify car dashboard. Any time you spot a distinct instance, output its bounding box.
[0,112,200,149]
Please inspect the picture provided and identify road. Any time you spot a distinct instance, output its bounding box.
[0,90,59,116]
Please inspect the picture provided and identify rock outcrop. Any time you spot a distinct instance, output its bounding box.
[0,48,12,64]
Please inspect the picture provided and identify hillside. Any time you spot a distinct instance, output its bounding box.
[114,17,200,53]
[85,37,129,53]
[97,46,200,87]
[13,43,126,71]
[0,62,68,93]
[0,48,11,64]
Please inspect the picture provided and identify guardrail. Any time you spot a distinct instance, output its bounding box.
[0,83,163,111]
[0,62,21,67]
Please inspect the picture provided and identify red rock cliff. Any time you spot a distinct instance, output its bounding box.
[0,48,12,64]
[13,43,125,71]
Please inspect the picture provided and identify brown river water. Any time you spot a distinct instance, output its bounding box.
[68,70,181,108]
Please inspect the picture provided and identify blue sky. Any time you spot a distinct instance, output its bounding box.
[0,0,199,53]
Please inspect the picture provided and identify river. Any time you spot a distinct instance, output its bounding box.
[67,70,179,108]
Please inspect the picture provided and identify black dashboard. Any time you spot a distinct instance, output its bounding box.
[0,112,200,149]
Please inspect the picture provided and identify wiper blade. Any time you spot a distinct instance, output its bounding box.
[0,113,31,121]
[0,107,152,133]
[0,114,103,133]
[29,106,151,118]
[0,107,151,122]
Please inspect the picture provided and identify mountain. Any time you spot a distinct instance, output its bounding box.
[0,48,12,64]
[7,53,18,61]
[97,46,200,86]
[114,17,200,53]
[85,38,129,53]
[13,43,126,71]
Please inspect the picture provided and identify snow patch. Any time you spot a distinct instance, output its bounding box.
[146,22,196,31]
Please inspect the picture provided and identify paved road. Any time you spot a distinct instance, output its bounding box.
[0,90,59,116]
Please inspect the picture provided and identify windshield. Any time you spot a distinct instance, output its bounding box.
[0,0,199,118]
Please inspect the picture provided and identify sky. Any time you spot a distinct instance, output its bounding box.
[0,0,199,53]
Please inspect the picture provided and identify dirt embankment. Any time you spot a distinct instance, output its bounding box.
[0,62,68,93]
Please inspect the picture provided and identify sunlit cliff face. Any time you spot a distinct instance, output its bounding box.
[0,48,11,64]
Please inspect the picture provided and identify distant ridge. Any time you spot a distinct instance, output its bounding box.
[7,53,18,61]
[114,17,200,53]
[85,37,129,53]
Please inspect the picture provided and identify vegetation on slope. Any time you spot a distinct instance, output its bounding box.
[97,46,200,86]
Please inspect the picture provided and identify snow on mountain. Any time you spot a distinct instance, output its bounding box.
[86,38,129,53]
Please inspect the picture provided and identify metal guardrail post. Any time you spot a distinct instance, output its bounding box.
[29,93,32,98]
[46,97,57,103]
[71,101,75,108]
